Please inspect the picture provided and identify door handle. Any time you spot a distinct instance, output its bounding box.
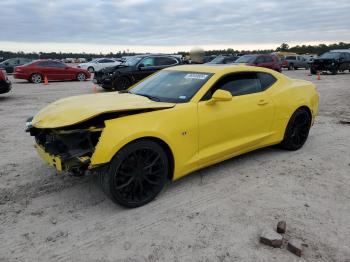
[257,99,268,106]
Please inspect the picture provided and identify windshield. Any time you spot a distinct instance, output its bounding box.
[320,52,340,59]
[123,56,142,66]
[235,55,256,63]
[130,70,213,103]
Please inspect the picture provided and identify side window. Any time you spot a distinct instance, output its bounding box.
[141,57,155,67]
[255,57,264,64]
[257,72,277,90]
[264,56,273,63]
[98,59,110,63]
[155,57,178,66]
[340,53,347,60]
[52,62,66,68]
[202,73,261,100]
[38,61,50,67]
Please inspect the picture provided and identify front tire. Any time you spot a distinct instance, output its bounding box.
[280,108,311,151]
[30,73,42,84]
[100,140,169,208]
[76,72,86,81]
[111,76,131,91]
[330,67,338,75]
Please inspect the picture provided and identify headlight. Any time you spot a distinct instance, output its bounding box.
[25,117,33,132]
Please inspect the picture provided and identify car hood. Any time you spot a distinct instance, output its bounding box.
[32,93,175,129]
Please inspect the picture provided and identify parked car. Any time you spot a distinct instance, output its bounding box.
[77,58,121,73]
[234,54,281,72]
[0,58,32,73]
[27,64,319,207]
[13,60,91,83]
[282,55,309,70]
[0,69,12,94]
[94,54,181,90]
[310,51,350,75]
[206,54,238,64]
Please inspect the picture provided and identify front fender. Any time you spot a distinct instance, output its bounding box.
[90,104,199,180]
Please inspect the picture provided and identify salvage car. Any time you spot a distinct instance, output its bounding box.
[0,58,32,73]
[234,54,282,72]
[0,69,12,94]
[94,54,181,90]
[26,65,319,207]
[13,60,91,83]
[77,58,121,73]
[310,51,350,75]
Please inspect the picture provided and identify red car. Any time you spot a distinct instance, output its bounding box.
[0,69,12,94]
[234,54,282,72]
[13,60,91,83]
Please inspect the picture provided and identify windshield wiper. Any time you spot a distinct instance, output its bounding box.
[135,93,161,102]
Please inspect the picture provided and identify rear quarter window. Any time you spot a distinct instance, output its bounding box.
[257,72,277,90]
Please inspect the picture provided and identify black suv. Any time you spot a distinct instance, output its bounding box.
[310,51,350,75]
[0,58,32,73]
[94,55,181,90]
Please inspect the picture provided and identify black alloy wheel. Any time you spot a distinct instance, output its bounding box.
[100,140,169,208]
[112,76,131,91]
[280,108,311,151]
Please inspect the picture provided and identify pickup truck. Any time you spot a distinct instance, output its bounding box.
[282,55,309,70]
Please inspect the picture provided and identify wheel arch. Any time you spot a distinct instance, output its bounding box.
[93,135,175,180]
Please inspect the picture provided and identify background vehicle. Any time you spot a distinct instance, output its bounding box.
[310,51,350,75]
[282,55,309,70]
[94,54,181,90]
[27,65,319,207]
[234,54,281,72]
[0,58,32,73]
[13,60,91,83]
[206,54,238,64]
[77,58,121,73]
[0,69,12,94]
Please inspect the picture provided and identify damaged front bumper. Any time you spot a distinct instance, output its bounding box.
[26,117,103,174]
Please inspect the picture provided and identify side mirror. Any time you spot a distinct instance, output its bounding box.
[138,63,145,69]
[206,90,232,104]
[4,62,9,66]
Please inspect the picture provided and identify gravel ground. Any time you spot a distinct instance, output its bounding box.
[0,70,349,262]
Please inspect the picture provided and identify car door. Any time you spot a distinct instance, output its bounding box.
[339,53,350,70]
[48,61,73,80]
[37,61,55,79]
[197,72,275,167]
[134,57,159,81]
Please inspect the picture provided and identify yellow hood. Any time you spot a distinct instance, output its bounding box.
[32,92,175,128]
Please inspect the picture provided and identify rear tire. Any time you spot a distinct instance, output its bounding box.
[87,67,94,73]
[111,76,131,91]
[100,139,169,208]
[310,68,317,75]
[280,108,311,151]
[288,64,294,70]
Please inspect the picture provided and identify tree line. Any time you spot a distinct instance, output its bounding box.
[1,42,349,61]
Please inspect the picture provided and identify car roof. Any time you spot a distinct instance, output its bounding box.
[165,64,278,74]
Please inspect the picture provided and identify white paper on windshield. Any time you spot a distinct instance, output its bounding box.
[179,95,187,99]
[184,74,208,80]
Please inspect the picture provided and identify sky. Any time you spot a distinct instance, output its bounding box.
[0,0,349,53]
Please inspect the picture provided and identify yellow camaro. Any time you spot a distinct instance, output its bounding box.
[27,65,319,207]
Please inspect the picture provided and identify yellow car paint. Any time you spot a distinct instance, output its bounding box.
[32,65,319,181]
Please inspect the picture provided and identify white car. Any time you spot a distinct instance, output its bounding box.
[77,58,121,73]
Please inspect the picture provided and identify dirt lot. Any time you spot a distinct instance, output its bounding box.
[0,70,349,262]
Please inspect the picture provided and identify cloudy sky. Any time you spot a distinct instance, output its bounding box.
[0,0,349,53]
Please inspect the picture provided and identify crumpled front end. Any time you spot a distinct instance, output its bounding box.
[27,118,103,175]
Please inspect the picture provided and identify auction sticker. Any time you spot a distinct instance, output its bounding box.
[184,73,208,80]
